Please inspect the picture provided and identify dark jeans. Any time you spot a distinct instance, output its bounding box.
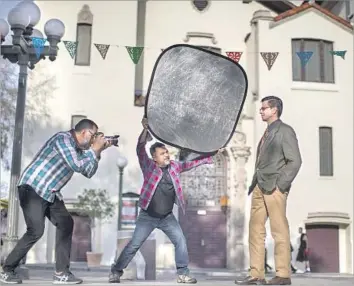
[112,210,189,275]
[3,185,74,273]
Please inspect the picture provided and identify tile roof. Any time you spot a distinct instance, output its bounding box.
[273,2,353,30]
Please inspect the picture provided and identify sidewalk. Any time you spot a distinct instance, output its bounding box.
[23,262,354,279]
[17,269,354,286]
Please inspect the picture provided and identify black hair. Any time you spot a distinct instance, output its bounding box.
[150,142,166,157]
[74,119,98,132]
[261,96,283,117]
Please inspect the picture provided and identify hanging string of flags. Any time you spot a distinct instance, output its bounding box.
[30,37,348,71]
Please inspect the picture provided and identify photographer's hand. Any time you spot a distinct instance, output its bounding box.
[91,133,106,157]
[103,140,112,150]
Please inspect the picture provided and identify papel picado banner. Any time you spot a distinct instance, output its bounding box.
[30,37,348,71]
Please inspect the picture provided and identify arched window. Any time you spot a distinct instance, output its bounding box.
[191,0,210,12]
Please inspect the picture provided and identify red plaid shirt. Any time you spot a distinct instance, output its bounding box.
[137,133,213,213]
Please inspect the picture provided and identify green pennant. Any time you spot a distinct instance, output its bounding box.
[63,41,77,59]
[329,50,347,60]
[126,46,144,64]
[94,43,110,60]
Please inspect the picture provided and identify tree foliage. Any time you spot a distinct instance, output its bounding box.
[0,58,55,170]
[74,189,116,227]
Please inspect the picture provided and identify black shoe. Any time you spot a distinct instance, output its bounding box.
[235,276,267,285]
[52,271,83,284]
[177,274,197,284]
[108,271,121,283]
[0,271,22,284]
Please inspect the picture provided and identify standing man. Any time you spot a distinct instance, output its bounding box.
[236,96,302,285]
[0,119,111,285]
[109,117,220,284]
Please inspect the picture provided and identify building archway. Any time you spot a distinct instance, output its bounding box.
[179,152,229,268]
[178,129,251,269]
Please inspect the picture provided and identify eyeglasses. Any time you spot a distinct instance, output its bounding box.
[86,130,97,137]
[259,107,271,112]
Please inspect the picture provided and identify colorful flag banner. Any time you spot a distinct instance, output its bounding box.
[260,52,279,71]
[330,50,346,60]
[63,41,77,59]
[126,46,144,64]
[296,51,313,66]
[94,43,110,60]
[226,52,243,63]
[31,37,47,59]
[55,39,350,68]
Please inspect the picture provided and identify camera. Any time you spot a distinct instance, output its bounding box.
[105,135,120,146]
[96,132,120,146]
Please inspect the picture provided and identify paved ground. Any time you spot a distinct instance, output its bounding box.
[15,269,354,285]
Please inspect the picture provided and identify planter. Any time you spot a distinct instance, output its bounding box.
[86,252,103,267]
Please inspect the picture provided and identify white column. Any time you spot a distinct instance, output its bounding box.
[227,130,251,270]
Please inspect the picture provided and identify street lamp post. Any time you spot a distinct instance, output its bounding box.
[0,0,65,255]
[116,156,128,231]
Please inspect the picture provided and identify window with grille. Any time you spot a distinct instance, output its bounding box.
[319,126,333,176]
[71,115,87,129]
[292,39,334,83]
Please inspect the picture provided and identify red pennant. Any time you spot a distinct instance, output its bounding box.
[226,52,243,63]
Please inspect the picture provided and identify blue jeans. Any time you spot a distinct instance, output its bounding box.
[112,210,189,275]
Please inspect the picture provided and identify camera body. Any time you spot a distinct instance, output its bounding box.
[96,132,120,146]
[105,135,120,146]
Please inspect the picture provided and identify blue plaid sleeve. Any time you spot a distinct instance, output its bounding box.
[54,135,99,178]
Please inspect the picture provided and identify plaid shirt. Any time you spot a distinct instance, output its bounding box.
[137,133,213,213]
[18,130,99,202]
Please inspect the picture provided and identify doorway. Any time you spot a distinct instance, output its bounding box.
[306,224,339,272]
[70,212,92,262]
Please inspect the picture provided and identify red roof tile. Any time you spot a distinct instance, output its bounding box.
[274,2,353,30]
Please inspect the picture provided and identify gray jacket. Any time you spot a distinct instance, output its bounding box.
[249,120,302,195]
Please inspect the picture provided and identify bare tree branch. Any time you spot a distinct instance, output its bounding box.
[0,58,56,170]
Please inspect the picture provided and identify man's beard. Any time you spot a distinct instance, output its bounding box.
[79,139,91,150]
[163,159,170,166]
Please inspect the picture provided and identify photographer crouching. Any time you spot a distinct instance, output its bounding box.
[0,119,115,285]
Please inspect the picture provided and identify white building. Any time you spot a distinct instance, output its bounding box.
[2,0,353,274]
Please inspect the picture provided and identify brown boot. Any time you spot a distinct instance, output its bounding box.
[235,276,267,285]
[266,276,291,285]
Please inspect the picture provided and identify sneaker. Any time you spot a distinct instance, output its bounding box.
[52,271,83,284]
[108,271,121,283]
[0,271,22,284]
[177,274,197,284]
